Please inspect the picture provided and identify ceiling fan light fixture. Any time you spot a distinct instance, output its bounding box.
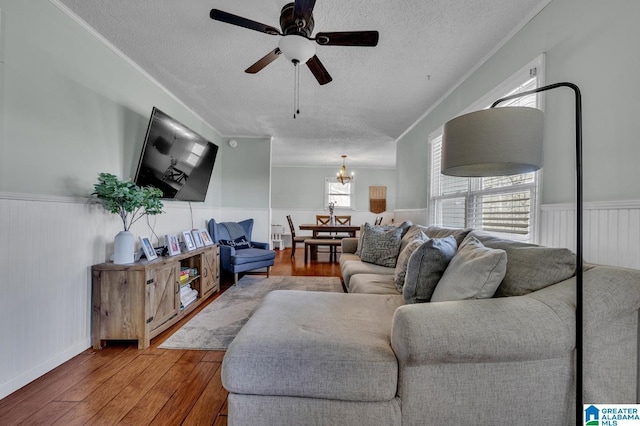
[278,34,316,64]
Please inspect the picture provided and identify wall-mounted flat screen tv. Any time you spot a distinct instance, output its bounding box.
[134,107,218,202]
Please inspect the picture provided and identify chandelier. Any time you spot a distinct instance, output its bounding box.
[337,155,354,185]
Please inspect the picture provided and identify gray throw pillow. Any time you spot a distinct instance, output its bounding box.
[471,232,577,297]
[394,231,429,291]
[431,236,507,302]
[360,223,404,267]
[403,236,458,304]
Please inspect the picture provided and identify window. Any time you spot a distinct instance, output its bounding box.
[429,57,544,242]
[325,178,353,209]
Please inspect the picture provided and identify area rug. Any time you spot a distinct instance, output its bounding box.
[159,275,343,350]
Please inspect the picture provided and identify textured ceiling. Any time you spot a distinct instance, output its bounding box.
[56,0,549,168]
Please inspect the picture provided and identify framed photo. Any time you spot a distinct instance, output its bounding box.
[166,234,181,256]
[139,236,158,261]
[191,230,204,248]
[182,230,196,252]
[200,229,214,246]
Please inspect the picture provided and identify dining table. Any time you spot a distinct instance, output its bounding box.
[298,223,360,238]
[298,224,361,262]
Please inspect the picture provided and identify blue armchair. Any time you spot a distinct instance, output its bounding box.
[207,218,276,285]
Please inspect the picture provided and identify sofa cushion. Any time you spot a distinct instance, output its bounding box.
[403,236,458,304]
[431,235,507,301]
[400,225,429,252]
[350,274,401,295]
[341,258,395,290]
[471,232,576,296]
[394,231,429,291]
[222,290,405,401]
[360,223,404,267]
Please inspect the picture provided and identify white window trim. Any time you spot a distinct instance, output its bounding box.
[324,177,355,210]
[428,55,545,243]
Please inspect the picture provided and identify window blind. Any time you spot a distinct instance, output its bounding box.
[429,69,541,242]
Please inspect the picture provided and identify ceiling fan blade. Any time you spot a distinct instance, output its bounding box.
[293,0,316,25]
[315,31,379,46]
[306,55,332,85]
[210,9,281,35]
[245,48,282,74]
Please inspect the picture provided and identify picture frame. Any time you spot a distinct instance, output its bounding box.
[166,234,181,256]
[139,236,158,261]
[199,229,214,246]
[182,230,196,252]
[191,229,204,248]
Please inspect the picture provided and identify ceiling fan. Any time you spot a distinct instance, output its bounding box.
[210,1,379,86]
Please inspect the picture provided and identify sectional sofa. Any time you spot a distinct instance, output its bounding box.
[221,224,640,425]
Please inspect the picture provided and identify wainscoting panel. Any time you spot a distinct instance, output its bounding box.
[0,193,267,399]
[540,201,640,270]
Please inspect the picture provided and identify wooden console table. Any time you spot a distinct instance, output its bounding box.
[92,245,220,349]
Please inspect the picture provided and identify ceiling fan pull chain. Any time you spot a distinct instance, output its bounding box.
[293,60,300,119]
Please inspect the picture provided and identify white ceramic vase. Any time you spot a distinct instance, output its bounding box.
[113,230,135,264]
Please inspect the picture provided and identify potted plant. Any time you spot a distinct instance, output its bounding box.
[93,172,164,264]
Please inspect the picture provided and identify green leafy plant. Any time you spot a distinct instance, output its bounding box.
[93,172,164,231]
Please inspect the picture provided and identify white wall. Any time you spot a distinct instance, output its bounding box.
[397,0,640,206]
[0,0,271,399]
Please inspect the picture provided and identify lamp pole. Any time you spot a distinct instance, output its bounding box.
[491,82,583,425]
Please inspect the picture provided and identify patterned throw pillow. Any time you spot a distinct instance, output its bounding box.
[394,231,429,292]
[359,223,404,267]
[356,220,412,256]
[219,237,251,250]
[403,236,458,304]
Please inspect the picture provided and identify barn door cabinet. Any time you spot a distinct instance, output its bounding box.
[92,245,219,349]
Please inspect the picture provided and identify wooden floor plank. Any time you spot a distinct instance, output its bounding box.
[17,400,78,426]
[51,351,160,425]
[182,361,226,425]
[116,350,207,425]
[150,358,218,424]
[84,349,186,426]
[0,249,340,426]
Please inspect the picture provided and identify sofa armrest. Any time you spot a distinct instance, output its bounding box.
[341,237,359,254]
[391,296,573,366]
[251,241,269,250]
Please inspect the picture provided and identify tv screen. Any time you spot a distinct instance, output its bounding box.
[134,107,218,202]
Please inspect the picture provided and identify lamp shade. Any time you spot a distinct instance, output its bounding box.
[442,107,544,177]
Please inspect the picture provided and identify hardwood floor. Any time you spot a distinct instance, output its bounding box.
[0,247,341,426]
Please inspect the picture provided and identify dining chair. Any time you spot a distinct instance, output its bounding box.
[335,215,351,225]
[286,215,308,260]
[315,215,331,225]
[374,216,383,225]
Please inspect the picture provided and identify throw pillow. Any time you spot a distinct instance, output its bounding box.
[431,236,507,302]
[470,232,577,297]
[355,220,412,256]
[403,236,457,304]
[394,231,429,292]
[219,237,251,250]
[359,223,404,267]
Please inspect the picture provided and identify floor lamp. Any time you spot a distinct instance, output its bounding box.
[441,82,583,424]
